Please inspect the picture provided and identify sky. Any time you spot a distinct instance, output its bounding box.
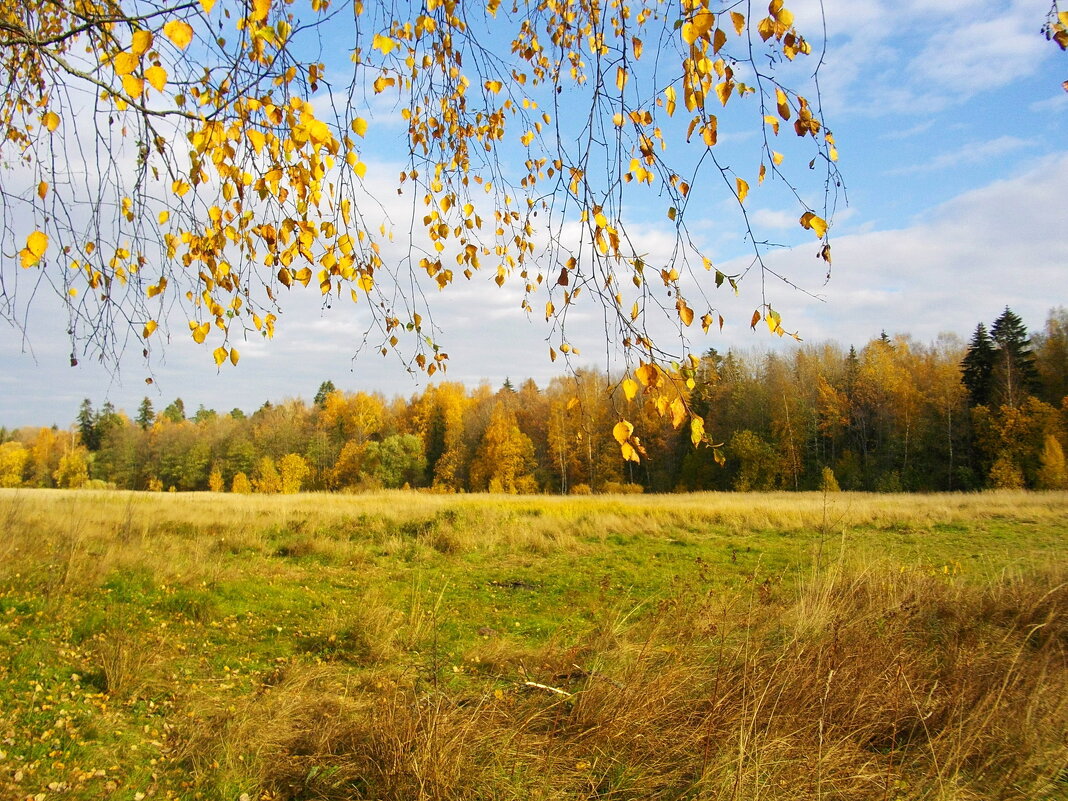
[1,0,1066,428]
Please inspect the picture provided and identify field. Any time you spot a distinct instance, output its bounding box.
[0,489,1066,801]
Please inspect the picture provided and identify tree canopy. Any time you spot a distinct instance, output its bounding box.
[1,0,847,452]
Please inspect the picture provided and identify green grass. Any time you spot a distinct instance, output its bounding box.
[1,488,1066,800]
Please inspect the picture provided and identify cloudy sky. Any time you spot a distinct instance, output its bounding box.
[1,0,1065,427]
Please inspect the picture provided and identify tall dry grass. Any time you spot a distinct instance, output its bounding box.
[169,560,1067,801]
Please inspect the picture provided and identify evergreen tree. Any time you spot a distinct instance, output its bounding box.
[961,323,995,407]
[136,397,155,429]
[314,380,337,409]
[76,399,99,450]
[990,307,1038,407]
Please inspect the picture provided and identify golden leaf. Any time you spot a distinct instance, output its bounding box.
[213,346,227,366]
[677,299,694,326]
[484,80,503,94]
[632,37,643,59]
[158,210,170,224]
[690,416,705,447]
[131,30,153,57]
[615,66,627,91]
[229,347,240,366]
[750,309,761,329]
[731,11,745,35]
[351,117,369,136]
[191,321,210,344]
[163,20,194,49]
[200,0,216,12]
[612,419,634,445]
[799,211,828,238]
[636,362,659,387]
[143,320,158,338]
[122,74,144,99]
[715,81,731,105]
[736,177,749,203]
[622,378,638,401]
[775,87,791,120]
[24,231,48,263]
[372,33,397,54]
[113,52,138,76]
[621,442,640,463]
[145,65,167,92]
[43,111,60,132]
[358,273,374,292]
[670,397,687,429]
[37,181,48,199]
[251,0,271,22]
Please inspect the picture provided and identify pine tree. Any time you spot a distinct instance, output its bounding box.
[136,397,155,429]
[961,323,995,407]
[990,307,1038,407]
[314,380,337,409]
[76,399,100,450]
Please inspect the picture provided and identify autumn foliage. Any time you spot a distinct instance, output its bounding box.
[3,307,1066,493]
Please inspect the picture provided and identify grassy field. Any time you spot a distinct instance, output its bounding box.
[0,488,1066,800]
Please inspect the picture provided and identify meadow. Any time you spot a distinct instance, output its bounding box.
[0,488,1065,800]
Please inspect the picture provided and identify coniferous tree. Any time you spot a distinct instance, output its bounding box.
[990,307,1038,408]
[961,323,996,407]
[136,397,155,429]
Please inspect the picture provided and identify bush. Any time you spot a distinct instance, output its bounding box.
[570,483,592,495]
[819,466,840,493]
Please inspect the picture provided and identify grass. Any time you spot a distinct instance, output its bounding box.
[0,488,1065,800]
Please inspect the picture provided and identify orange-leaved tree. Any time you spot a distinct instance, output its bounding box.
[2,0,842,460]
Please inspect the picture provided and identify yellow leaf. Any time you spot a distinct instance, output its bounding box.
[145,65,167,92]
[775,87,791,120]
[736,177,749,203]
[112,51,139,76]
[213,346,227,366]
[692,9,715,37]
[131,30,153,57]
[731,11,745,35]
[670,397,687,429]
[621,441,640,463]
[677,299,694,326]
[229,347,240,366]
[42,111,60,132]
[37,181,48,199]
[484,80,503,93]
[353,160,367,179]
[251,0,271,22]
[612,419,634,445]
[615,66,627,91]
[772,151,784,165]
[799,211,828,238]
[158,210,170,224]
[24,231,48,264]
[191,321,210,344]
[373,33,397,55]
[636,362,659,387]
[358,273,374,292]
[199,0,216,12]
[373,75,395,93]
[163,20,194,49]
[351,117,368,136]
[690,416,705,447]
[622,378,638,401]
[632,37,643,59]
[122,74,144,99]
[715,81,731,106]
[143,320,158,338]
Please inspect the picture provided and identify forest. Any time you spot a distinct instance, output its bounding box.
[2,307,1066,494]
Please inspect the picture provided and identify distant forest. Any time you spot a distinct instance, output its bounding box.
[2,307,1066,494]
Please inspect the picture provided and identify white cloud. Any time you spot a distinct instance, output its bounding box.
[885,135,1034,174]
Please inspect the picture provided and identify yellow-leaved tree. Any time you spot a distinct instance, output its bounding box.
[4,1,1066,458]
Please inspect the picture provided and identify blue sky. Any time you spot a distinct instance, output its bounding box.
[1,0,1065,427]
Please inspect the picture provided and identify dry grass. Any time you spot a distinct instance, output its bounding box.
[1,488,1065,800]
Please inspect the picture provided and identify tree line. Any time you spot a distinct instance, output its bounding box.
[2,307,1066,494]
